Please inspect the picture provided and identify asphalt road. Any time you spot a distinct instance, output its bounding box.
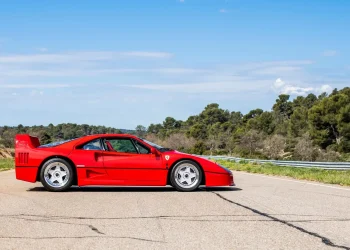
[0,170,350,250]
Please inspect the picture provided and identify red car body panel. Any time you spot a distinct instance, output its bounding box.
[15,134,234,187]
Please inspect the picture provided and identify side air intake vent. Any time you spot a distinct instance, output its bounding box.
[18,152,29,164]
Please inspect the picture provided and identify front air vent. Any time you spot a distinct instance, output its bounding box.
[18,152,29,164]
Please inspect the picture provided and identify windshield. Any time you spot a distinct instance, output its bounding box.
[141,139,174,152]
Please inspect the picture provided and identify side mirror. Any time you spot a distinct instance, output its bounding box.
[151,148,159,156]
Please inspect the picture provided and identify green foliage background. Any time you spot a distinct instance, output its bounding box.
[1,87,350,162]
[0,123,123,148]
[145,87,350,161]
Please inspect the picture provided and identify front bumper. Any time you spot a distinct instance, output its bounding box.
[205,171,235,187]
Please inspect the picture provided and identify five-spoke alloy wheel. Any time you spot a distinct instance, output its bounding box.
[170,160,202,192]
[40,158,74,192]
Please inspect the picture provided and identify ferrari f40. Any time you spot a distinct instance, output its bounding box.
[15,134,234,192]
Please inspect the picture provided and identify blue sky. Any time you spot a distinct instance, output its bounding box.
[1,0,349,129]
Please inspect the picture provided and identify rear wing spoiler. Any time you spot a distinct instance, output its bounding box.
[15,134,40,149]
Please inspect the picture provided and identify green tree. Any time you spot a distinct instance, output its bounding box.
[188,123,207,140]
[147,123,163,134]
[273,94,293,119]
[135,125,147,137]
[247,111,275,135]
[230,111,243,128]
[289,107,308,138]
[337,104,350,151]
[243,109,263,123]
[163,117,177,129]
[309,92,350,150]
[198,103,230,125]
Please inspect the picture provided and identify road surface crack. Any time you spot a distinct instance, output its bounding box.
[88,225,105,235]
[211,191,350,250]
[2,213,349,223]
[0,214,166,243]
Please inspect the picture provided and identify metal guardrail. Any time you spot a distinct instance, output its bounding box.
[196,155,350,170]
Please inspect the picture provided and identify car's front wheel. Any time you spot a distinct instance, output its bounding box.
[170,160,202,192]
[40,158,74,192]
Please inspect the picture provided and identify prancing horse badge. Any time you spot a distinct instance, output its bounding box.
[165,155,170,161]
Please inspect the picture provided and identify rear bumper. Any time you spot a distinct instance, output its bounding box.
[205,171,235,187]
[15,167,38,183]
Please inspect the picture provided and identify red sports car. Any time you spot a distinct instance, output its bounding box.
[15,134,234,192]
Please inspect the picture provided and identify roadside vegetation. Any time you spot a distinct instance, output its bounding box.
[217,159,350,186]
[0,158,14,171]
[1,87,350,162]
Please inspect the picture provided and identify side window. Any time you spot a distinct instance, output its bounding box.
[81,139,103,150]
[104,138,138,153]
[134,140,150,154]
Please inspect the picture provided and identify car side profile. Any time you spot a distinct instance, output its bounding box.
[15,134,234,192]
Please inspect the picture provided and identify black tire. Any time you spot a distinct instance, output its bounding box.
[40,158,74,192]
[170,160,202,192]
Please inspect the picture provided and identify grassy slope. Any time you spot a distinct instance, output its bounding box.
[0,158,14,171]
[217,160,350,186]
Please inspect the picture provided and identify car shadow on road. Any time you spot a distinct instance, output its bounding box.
[27,186,242,193]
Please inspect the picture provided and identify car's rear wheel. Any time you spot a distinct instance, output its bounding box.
[40,158,74,192]
[170,160,202,192]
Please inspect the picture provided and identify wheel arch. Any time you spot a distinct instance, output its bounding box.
[36,155,78,185]
[167,158,206,186]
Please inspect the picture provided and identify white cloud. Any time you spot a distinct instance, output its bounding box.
[37,48,48,52]
[0,58,312,78]
[118,60,321,94]
[273,78,285,89]
[100,67,207,74]
[0,57,341,98]
[0,67,208,77]
[30,90,44,96]
[272,78,332,96]
[319,84,332,93]
[124,78,271,93]
[280,86,314,96]
[149,68,208,74]
[0,51,173,64]
[253,66,302,75]
[322,50,337,57]
[0,84,71,89]
[119,51,173,58]
[228,60,313,74]
[219,9,228,13]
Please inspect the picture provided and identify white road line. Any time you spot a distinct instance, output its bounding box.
[233,171,350,191]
